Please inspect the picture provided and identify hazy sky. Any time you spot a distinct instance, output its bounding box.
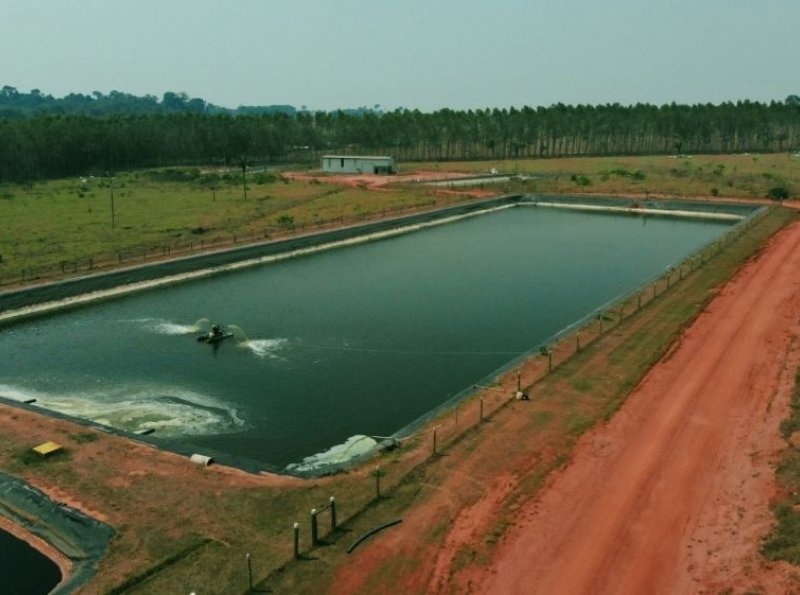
[1,0,797,111]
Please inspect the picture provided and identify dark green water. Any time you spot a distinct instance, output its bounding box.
[0,207,735,471]
[0,528,61,594]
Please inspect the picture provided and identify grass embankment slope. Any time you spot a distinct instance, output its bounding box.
[0,206,790,593]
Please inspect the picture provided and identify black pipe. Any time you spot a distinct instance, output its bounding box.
[346,519,402,554]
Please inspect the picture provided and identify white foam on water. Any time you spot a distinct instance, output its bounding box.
[0,383,245,437]
[239,338,288,359]
[123,317,205,335]
[133,318,201,335]
[286,434,378,473]
[151,321,199,335]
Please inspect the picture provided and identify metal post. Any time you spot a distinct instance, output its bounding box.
[246,553,252,591]
[374,467,384,499]
[311,509,318,546]
[109,176,115,230]
[330,497,337,531]
[293,523,300,559]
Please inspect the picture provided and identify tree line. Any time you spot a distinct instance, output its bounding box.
[0,86,298,118]
[1,98,799,182]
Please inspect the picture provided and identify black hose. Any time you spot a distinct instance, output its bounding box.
[346,519,402,554]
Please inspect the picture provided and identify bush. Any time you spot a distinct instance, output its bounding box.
[710,187,719,197]
[254,173,278,185]
[767,186,790,201]
[276,214,295,229]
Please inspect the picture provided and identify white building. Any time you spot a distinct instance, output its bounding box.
[321,155,394,175]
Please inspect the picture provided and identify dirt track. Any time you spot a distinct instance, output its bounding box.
[331,219,800,595]
[479,221,800,593]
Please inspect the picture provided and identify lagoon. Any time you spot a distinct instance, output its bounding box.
[0,205,738,472]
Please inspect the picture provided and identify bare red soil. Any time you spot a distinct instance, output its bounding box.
[334,221,800,594]
[284,170,469,189]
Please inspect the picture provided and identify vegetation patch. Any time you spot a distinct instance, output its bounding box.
[763,368,800,563]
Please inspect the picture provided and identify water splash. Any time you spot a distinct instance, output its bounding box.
[238,338,288,359]
[227,324,249,341]
[132,317,210,335]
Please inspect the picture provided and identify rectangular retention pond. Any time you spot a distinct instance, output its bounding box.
[0,198,756,474]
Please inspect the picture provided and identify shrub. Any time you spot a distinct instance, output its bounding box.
[276,214,295,228]
[254,173,278,185]
[767,186,790,201]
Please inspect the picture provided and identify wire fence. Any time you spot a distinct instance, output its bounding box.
[0,198,442,288]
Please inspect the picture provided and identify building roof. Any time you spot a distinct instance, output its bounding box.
[321,155,393,160]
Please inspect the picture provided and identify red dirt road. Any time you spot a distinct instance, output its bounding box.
[479,222,800,594]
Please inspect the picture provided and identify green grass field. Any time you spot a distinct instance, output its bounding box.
[0,168,449,284]
[400,153,800,199]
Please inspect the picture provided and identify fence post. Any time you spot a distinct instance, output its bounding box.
[373,467,384,499]
[432,427,437,455]
[480,397,484,422]
[293,522,300,559]
[310,509,318,546]
[330,497,337,532]
[246,553,253,591]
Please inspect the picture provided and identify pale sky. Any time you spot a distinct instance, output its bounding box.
[1,0,797,111]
